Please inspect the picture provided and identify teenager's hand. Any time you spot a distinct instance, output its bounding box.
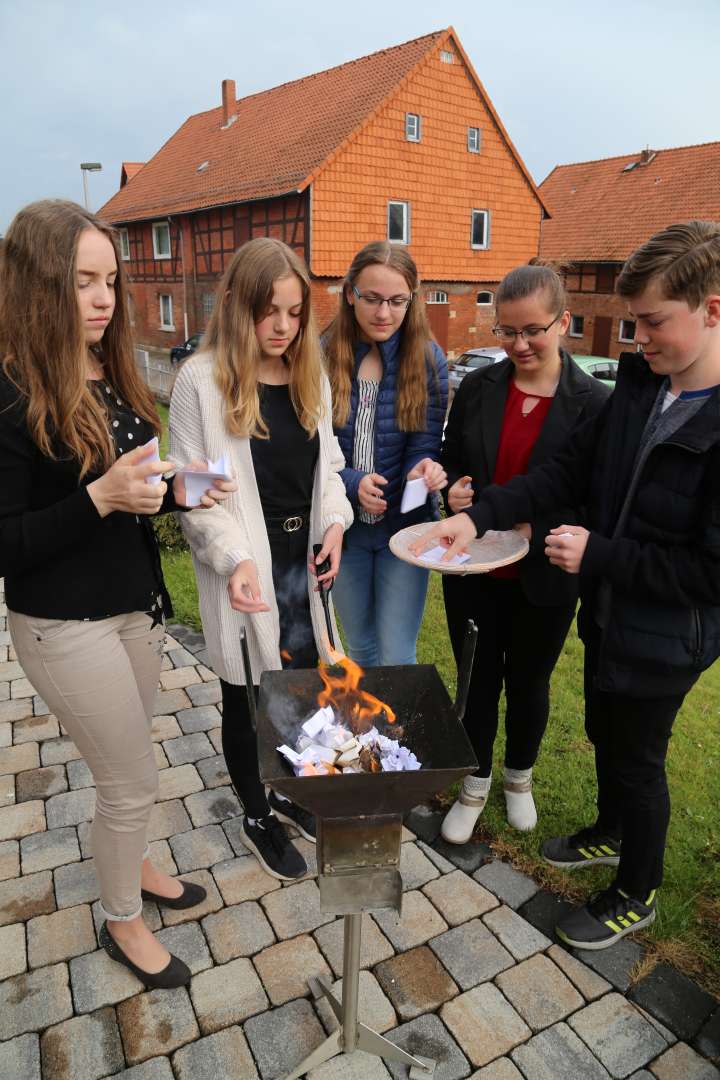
[358,472,388,515]
[309,523,344,590]
[514,522,532,541]
[87,442,169,517]
[172,461,238,509]
[447,475,474,513]
[545,526,589,574]
[228,560,271,613]
[407,457,447,493]
[408,512,478,562]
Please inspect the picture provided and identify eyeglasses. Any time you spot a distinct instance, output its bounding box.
[491,312,563,342]
[352,285,413,310]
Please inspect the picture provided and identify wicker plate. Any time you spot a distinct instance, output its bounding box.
[389,520,529,574]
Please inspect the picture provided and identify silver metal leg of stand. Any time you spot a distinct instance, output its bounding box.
[284,913,435,1078]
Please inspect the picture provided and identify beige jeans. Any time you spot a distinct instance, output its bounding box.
[9,609,164,921]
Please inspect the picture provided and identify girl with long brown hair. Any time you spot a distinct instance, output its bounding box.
[324,241,448,666]
[0,199,234,989]
[169,237,352,881]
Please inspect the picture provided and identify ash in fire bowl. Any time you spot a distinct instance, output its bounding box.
[277,656,422,776]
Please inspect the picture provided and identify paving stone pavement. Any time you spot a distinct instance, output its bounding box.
[0,606,718,1079]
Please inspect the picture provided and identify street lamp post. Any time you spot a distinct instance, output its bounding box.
[80,162,102,210]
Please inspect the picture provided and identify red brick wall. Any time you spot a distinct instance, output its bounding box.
[310,39,542,282]
[565,291,636,360]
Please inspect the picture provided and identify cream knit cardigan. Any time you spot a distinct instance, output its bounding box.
[169,351,353,686]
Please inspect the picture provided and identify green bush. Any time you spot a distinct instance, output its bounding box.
[153,513,188,552]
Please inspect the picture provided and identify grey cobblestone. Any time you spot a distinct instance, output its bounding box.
[547,944,612,1001]
[146,797,192,841]
[159,665,201,691]
[175,704,221,734]
[27,904,96,967]
[160,868,224,926]
[442,982,531,1069]
[211,854,281,904]
[253,933,332,1006]
[313,913,394,976]
[244,998,326,1079]
[155,920,214,975]
[54,859,100,908]
[429,917,514,990]
[69,948,142,1013]
[172,1025,259,1080]
[495,954,584,1031]
[422,869,499,925]
[511,1021,612,1079]
[112,1060,175,1080]
[186,680,222,707]
[184,786,241,826]
[0,837,20,879]
[45,787,95,829]
[0,963,73,1039]
[151,714,182,741]
[0,697,34,722]
[482,904,552,960]
[317,969,396,1036]
[384,1012,471,1079]
[21,826,80,874]
[167,646,197,668]
[473,859,540,910]
[0,1034,41,1080]
[65,759,94,789]
[196,753,230,789]
[168,822,233,872]
[568,992,667,1075]
[40,1007,125,1080]
[650,1042,720,1079]
[40,736,82,766]
[262,879,337,939]
[153,688,192,715]
[0,921,27,978]
[399,841,440,891]
[163,732,214,766]
[0,770,14,802]
[372,889,448,952]
[17,764,68,802]
[13,713,60,744]
[157,763,204,801]
[470,1059,524,1079]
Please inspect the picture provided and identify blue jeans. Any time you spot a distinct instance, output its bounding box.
[332,520,429,667]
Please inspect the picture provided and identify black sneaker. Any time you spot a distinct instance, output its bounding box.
[555,885,657,950]
[542,826,621,869]
[239,814,307,880]
[267,790,316,843]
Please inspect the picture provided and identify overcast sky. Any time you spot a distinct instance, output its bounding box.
[1,0,718,232]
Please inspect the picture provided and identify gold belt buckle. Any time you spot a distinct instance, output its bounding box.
[283,516,303,533]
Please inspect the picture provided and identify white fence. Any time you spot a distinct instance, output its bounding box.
[135,348,177,403]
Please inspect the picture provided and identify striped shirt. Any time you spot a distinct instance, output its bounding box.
[353,379,381,524]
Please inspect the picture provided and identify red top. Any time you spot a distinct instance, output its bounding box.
[490,380,554,579]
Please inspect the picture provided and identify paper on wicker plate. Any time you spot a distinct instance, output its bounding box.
[389,520,529,574]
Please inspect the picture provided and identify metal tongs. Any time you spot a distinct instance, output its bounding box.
[313,543,335,650]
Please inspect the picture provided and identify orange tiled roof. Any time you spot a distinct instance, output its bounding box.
[121,162,145,184]
[539,141,720,262]
[101,32,446,222]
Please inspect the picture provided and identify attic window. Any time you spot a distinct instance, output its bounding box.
[405,113,421,142]
[440,49,455,63]
[467,127,481,154]
[197,161,210,173]
[622,161,639,172]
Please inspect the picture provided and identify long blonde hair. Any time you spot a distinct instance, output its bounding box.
[203,238,322,438]
[324,241,436,430]
[0,199,159,478]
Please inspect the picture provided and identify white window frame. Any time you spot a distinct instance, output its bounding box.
[388,200,409,244]
[467,127,481,154]
[440,49,455,64]
[569,314,585,338]
[470,209,490,250]
[159,293,174,330]
[618,318,636,343]
[152,221,171,260]
[405,113,421,142]
[118,228,130,261]
[201,292,216,321]
[426,290,448,304]
[476,290,494,306]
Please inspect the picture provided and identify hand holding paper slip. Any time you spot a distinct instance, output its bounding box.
[175,456,233,507]
[142,437,163,485]
[419,544,471,567]
[400,476,429,514]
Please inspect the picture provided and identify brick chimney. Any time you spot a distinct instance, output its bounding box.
[221,79,236,127]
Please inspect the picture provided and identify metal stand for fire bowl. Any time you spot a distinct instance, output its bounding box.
[252,622,479,1079]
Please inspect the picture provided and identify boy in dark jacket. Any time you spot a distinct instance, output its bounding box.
[414,221,720,949]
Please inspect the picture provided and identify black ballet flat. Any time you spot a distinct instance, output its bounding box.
[140,880,207,909]
[99,922,191,989]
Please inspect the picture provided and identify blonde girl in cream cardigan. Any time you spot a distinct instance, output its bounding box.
[170,238,352,880]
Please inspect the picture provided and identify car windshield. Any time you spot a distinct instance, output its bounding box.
[458,354,493,369]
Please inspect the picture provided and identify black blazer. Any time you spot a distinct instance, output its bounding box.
[441,350,611,606]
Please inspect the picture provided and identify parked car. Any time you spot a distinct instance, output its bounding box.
[572,354,619,388]
[448,347,507,391]
[170,333,202,364]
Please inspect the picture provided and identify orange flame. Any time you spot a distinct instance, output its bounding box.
[317,654,396,735]
[280,649,292,662]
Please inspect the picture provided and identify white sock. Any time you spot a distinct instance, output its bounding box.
[441,774,491,845]
[503,767,537,831]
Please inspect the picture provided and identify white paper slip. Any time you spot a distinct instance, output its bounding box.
[419,544,471,567]
[177,456,232,507]
[401,476,429,514]
[301,706,334,739]
[142,437,163,485]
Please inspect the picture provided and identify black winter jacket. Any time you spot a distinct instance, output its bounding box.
[442,350,610,606]
[465,353,720,696]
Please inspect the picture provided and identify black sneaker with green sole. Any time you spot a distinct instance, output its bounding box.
[555,885,656,950]
[542,826,621,869]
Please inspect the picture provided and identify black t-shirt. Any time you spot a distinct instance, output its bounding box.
[250,382,319,519]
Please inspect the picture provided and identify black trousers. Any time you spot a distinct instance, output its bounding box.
[221,523,318,818]
[443,574,575,777]
[583,623,687,897]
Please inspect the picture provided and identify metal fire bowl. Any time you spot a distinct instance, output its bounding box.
[256,664,478,818]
